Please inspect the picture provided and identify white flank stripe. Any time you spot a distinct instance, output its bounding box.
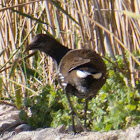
[60,76,64,79]
[61,83,67,86]
[76,70,89,78]
[93,73,102,79]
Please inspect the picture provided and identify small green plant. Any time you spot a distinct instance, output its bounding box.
[87,55,140,131]
[19,84,64,129]
[88,73,140,131]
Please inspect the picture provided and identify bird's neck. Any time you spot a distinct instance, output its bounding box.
[54,46,71,64]
[44,43,71,65]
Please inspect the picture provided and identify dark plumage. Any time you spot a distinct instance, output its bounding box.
[26,34,107,133]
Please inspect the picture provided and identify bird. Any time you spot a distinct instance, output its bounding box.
[26,34,107,133]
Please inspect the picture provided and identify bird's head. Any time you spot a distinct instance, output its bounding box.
[25,34,58,53]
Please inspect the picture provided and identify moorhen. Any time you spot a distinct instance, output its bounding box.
[26,34,107,133]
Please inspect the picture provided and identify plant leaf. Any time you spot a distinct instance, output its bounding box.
[15,85,22,109]
[0,77,3,100]
[122,10,140,19]
[9,59,19,78]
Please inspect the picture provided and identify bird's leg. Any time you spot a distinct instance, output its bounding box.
[84,98,89,128]
[65,91,76,134]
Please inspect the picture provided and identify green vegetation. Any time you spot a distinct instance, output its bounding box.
[19,54,140,131]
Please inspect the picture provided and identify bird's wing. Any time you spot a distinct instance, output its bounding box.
[68,57,90,72]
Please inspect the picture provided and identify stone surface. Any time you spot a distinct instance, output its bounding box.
[56,125,66,133]
[0,101,22,132]
[0,124,139,140]
[15,124,32,133]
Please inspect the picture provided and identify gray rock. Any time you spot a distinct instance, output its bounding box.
[1,124,138,140]
[15,124,32,133]
[56,125,66,133]
[0,102,22,132]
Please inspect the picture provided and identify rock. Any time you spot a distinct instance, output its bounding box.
[56,125,66,133]
[0,101,22,132]
[119,125,140,140]
[1,124,138,140]
[66,125,84,133]
[15,124,32,133]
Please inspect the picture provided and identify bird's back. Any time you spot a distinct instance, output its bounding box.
[58,49,107,99]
